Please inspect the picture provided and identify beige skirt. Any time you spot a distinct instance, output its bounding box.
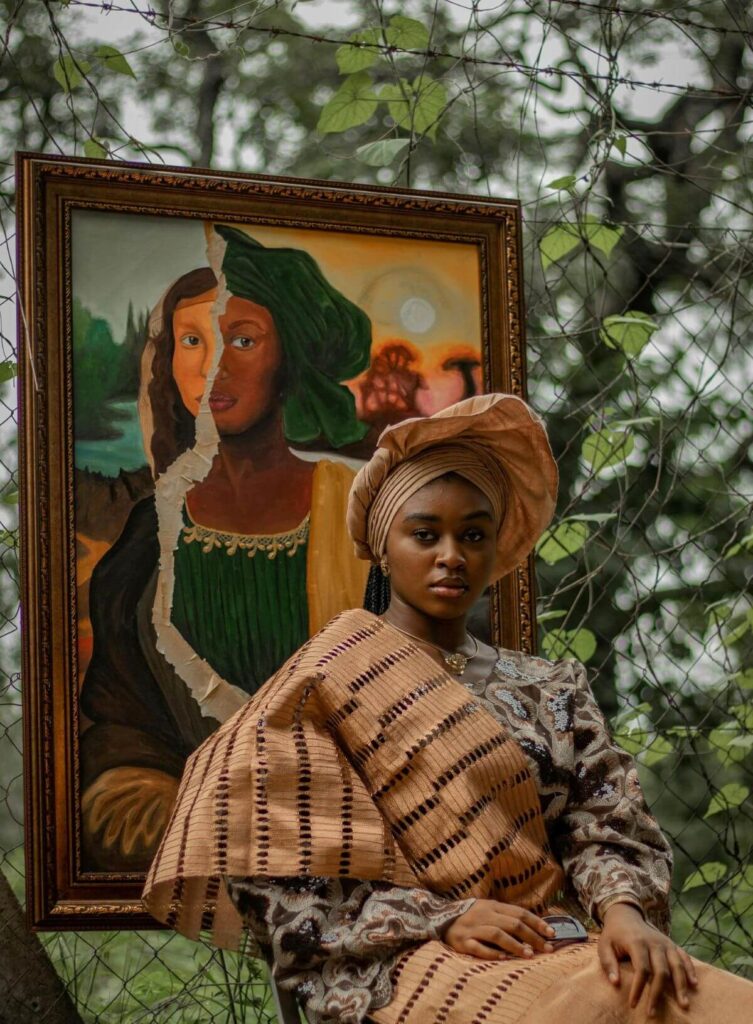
[368,937,753,1024]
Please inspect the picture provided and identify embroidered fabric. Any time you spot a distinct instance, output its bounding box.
[225,876,473,1024]
[224,651,673,1023]
[181,508,311,558]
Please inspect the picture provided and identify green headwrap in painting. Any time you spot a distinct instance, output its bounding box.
[216,224,371,449]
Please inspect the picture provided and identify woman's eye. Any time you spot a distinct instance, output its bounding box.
[179,334,202,349]
[464,529,485,542]
[229,335,256,350]
[413,529,436,542]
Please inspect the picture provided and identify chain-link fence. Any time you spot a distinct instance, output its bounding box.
[1,0,752,1020]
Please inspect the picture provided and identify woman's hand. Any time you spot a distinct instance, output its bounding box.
[598,903,698,1017]
[441,899,556,960]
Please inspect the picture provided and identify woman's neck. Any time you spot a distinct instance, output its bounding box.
[215,411,296,471]
[382,594,469,651]
[187,410,315,532]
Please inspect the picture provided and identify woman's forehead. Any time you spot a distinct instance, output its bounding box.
[397,474,494,517]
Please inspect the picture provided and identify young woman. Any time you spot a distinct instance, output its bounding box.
[143,393,753,1021]
[79,226,370,870]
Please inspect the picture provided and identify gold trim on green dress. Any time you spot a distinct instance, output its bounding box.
[171,505,310,695]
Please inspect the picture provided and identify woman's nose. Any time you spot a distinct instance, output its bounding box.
[437,541,466,570]
[213,348,228,379]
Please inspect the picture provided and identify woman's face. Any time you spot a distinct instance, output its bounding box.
[384,474,498,620]
[171,288,282,434]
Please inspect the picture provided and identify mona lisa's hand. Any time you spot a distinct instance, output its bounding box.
[598,902,698,1017]
[441,899,556,960]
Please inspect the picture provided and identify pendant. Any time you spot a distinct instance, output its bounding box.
[443,651,468,675]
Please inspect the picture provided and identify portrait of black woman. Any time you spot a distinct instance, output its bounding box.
[143,393,753,1023]
[79,226,371,871]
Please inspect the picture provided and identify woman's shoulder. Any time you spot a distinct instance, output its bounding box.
[492,646,580,691]
[306,607,381,660]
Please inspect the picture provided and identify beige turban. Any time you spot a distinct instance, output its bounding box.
[346,393,559,583]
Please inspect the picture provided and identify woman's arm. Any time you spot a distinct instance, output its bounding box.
[552,659,673,931]
[552,661,698,1016]
[225,875,473,1024]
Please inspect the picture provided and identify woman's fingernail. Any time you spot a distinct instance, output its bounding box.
[544,943,554,953]
[546,926,556,936]
[523,946,533,957]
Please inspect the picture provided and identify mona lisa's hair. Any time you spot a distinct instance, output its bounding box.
[148,267,218,476]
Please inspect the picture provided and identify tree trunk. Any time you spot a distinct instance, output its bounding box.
[0,871,84,1024]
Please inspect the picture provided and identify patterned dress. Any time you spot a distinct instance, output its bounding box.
[226,648,672,1023]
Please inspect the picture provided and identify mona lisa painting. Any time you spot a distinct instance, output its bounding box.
[18,154,530,928]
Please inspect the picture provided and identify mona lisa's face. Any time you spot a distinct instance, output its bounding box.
[171,288,282,434]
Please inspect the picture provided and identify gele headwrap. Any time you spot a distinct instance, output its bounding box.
[346,393,559,582]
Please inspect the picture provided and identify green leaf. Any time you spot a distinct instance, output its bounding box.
[336,30,380,74]
[681,862,727,892]
[600,312,658,358]
[613,135,627,156]
[53,55,91,91]
[539,223,581,269]
[536,520,590,564]
[536,610,567,624]
[0,362,17,383]
[2,490,19,505]
[613,722,673,765]
[709,727,753,767]
[730,702,753,730]
[586,216,623,258]
[641,735,673,766]
[172,39,190,57]
[540,217,623,270]
[83,138,108,159]
[547,174,577,191]
[317,72,378,134]
[94,45,135,78]
[380,78,447,139]
[728,866,753,893]
[380,81,411,124]
[723,528,753,559]
[614,702,653,728]
[541,627,597,662]
[386,15,430,50]
[581,427,635,475]
[355,137,410,166]
[722,612,753,647]
[730,668,753,690]
[703,783,750,818]
[615,728,649,756]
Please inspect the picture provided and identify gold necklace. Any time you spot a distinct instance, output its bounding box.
[387,621,480,676]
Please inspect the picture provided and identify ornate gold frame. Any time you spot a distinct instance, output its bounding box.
[17,152,534,929]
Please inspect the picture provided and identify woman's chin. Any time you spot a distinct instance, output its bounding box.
[404,592,476,620]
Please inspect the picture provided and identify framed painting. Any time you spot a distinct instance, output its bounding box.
[17,153,533,929]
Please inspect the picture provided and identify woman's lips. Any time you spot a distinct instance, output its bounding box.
[429,583,469,599]
[208,393,237,411]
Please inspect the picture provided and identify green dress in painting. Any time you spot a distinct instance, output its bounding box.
[171,505,310,694]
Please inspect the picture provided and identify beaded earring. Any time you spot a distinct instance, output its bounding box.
[379,556,390,578]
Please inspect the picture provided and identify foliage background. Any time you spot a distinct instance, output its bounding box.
[1,0,751,1020]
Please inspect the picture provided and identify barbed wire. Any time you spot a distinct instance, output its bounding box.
[56,0,752,99]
